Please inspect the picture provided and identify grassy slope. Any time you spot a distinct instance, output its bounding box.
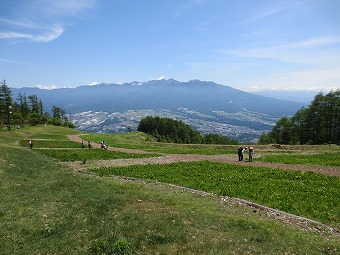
[92,162,340,225]
[80,132,237,154]
[0,126,339,254]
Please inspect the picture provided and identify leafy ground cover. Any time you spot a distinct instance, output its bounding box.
[257,152,340,166]
[81,133,238,155]
[91,161,340,226]
[36,148,160,162]
[19,139,82,148]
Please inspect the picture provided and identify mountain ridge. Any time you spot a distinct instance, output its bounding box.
[11,79,306,142]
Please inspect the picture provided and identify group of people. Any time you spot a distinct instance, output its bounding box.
[81,140,107,150]
[237,146,254,162]
[81,140,92,149]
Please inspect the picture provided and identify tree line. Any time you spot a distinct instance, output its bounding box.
[0,80,75,130]
[137,116,239,145]
[259,90,340,145]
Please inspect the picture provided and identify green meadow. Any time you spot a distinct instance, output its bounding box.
[1,125,339,254]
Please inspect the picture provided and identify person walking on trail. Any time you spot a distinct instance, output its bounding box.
[28,140,33,149]
[81,141,85,149]
[248,146,254,162]
[88,141,92,149]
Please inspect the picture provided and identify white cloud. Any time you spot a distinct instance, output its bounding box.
[36,84,58,90]
[31,24,64,42]
[41,0,97,16]
[221,36,340,64]
[0,57,27,65]
[0,25,64,42]
[0,31,30,40]
[156,76,166,80]
[88,81,99,86]
[239,67,340,92]
[0,0,96,43]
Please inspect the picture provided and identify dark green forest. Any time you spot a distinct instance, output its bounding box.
[137,115,239,145]
[0,80,74,130]
[259,90,340,145]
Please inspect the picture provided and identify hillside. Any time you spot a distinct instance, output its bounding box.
[12,79,305,141]
[1,126,339,254]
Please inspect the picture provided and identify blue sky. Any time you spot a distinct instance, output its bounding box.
[1,0,340,92]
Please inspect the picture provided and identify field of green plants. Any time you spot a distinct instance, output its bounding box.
[257,152,340,166]
[80,133,237,154]
[37,148,160,162]
[19,139,81,148]
[91,161,340,225]
[1,125,339,254]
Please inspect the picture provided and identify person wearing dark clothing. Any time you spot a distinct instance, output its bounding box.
[81,141,85,149]
[88,141,92,149]
[237,147,243,161]
[28,140,33,149]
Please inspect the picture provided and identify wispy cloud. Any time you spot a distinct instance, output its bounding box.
[221,36,340,65]
[0,0,96,43]
[247,67,340,92]
[241,6,282,24]
[40,0,97,16]
[173,0,207,16]
[213,35,340,91]
[0,24,64,42]
[0,58,27,65]
[240,0,309,24]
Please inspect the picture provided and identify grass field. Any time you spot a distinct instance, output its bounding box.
[80,132,237,154]
[257,152,340,166]
[36,149,160,162]
[91,162,340,225]
[1,125,339,254]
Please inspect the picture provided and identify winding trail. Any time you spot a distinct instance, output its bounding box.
[67,134,340,177]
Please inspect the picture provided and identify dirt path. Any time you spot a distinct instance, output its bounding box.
[67,135,340,177]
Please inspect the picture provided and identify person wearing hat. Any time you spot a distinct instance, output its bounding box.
[248,146,254,162]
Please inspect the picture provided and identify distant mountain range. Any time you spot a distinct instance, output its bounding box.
[12,79,306,142]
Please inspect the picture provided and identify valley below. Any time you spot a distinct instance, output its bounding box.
[71,108,278,143]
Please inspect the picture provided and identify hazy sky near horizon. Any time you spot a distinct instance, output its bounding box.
[1,0,340,92]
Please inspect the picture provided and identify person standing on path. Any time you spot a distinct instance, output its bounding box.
[237,147,243,161]
[248,146,254,162]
